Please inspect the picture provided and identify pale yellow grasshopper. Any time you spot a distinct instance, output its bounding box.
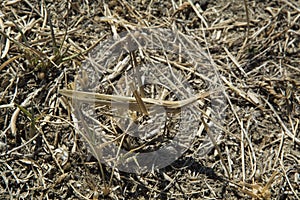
[59,89,213,113]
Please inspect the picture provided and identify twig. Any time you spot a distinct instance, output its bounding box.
[262,98,300,144]
[187,0,208,28]
[200,117,231,179]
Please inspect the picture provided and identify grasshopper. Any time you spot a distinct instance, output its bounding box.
[59,89,212,113]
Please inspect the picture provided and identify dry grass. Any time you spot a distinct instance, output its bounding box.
[0,0,299,199]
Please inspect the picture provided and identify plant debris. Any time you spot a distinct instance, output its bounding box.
[0,0,299,199]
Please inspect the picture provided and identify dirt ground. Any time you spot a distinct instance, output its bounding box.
[0,0,299,199]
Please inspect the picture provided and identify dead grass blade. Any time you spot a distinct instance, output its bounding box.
[262,98,300,144]
[0,54,22,71]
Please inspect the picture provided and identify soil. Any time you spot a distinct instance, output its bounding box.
[0,0,299,199]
